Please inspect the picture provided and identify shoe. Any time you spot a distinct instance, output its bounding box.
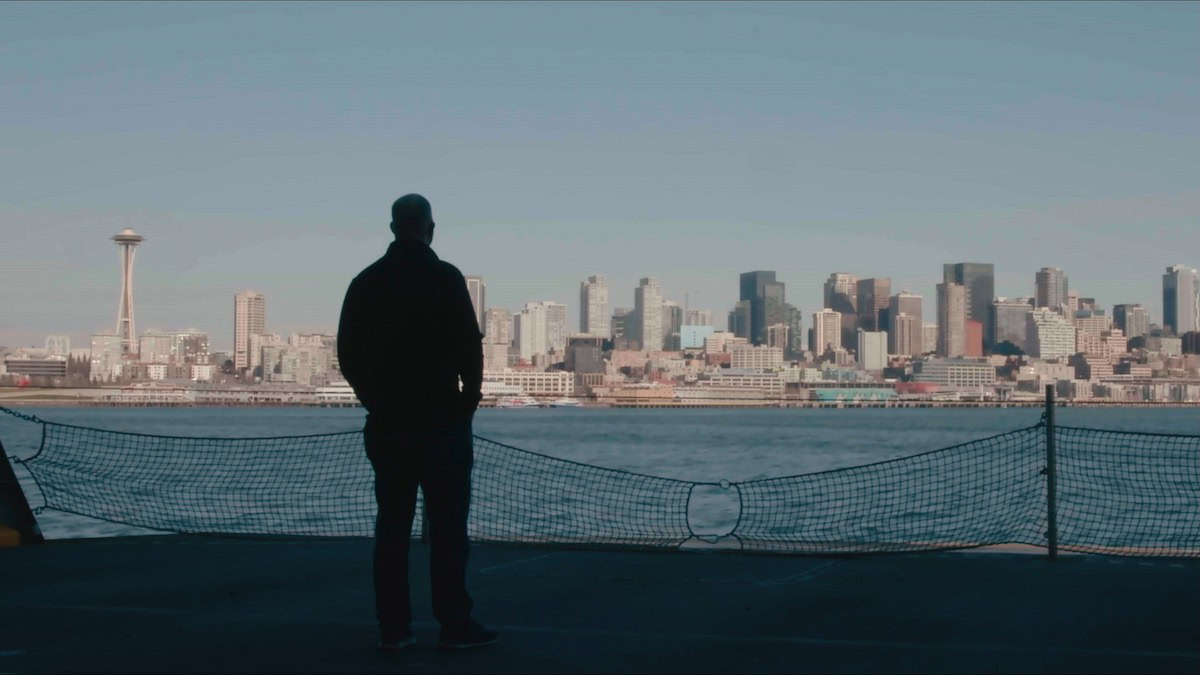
[378,630,417,651]
[438,622,499,649]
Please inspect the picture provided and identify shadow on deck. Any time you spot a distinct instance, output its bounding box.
[1,536,1197,674]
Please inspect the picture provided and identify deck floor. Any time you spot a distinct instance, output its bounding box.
[1,536,1197,674]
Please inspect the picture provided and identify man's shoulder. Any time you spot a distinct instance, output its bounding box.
[434,259,466,282]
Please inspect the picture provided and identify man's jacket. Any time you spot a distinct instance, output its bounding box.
[338,239,484,428]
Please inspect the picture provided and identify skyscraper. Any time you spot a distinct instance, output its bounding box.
[823,273,858,349]
[661,300,682,351]
[545,302,567,357]
[514,301,560,361]
[739,271,786,345]
[580,275,610,338]
[484,308,513,346]
[887,291,923,356]
[465,276,486,333]
[856,278,891,333]
[991,298,1034,351]
[811,309,841,354]
[611,308,632,349]
[891,314,918,356]
[1027,308,1075,360]
[943,263,994,349]
[234,291,266,372]
[1035,267,1069,311]
[1163,264,1200,336]
[685,309,713,326]
[936,282,966,358]
[633,277,663,351]
[112,228,144,355]
[856,329,887,371]
[1113,303,1148,340]
[729,300,752,340]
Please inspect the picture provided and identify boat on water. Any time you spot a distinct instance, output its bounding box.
[549,398,582,408]
[495,395,540,409]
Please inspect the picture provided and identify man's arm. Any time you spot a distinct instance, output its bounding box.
[446,267,484,417]
[337,277,378,410]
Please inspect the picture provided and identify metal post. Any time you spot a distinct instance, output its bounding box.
[1044,384,1058,561]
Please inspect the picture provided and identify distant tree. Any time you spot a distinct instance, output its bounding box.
[222,359,234,374]
[992,341,1025,356]
[253,365,263,379]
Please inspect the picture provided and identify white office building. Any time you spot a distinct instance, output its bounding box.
[856,330,887,371]
[634,277,663,351]
[811,309,841,354]
[580,276,610,338]
[913,358,997,389]
[730,345,784,371]
[234,291,266,371]
[1027,308,1076,360]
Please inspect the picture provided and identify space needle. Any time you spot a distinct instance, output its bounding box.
[112,228,145,355]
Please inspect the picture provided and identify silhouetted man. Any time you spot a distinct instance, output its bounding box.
[338,194,496,650]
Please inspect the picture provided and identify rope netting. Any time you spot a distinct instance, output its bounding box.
[1,406,1197,556]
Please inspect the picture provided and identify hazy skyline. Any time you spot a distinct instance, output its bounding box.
[2,2,1198,349]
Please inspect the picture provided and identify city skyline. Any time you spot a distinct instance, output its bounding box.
[2,3,1198,347]
[2,220,1197,353]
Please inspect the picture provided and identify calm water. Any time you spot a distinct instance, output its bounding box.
[2,406,1198,540]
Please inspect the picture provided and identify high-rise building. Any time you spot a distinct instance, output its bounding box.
[856,278,891,333]
[112,228,145,355]
[1074,309,1111,337]
[633,278,664,351]
[233,291,266,372]
[936,283,967,358]
[545,302,567,357]
[484,309,513,346]
[739,271,786,345]
[784,304,804,360]
[580,276,610,338]
[965,320,983,357]
[249,333,283,374]
[1163,264,1200,336]
[514,303,547,361]
[1035,267,1069,311]
[465,276,485,333]
[891,314,918,356]
[823,273,858,348]
[766,323,790,352]
[685,309,713,326]
[611,307,632,348]
[661,300,683,351]
[991,298,1033,351]
[1027,308,1075,360]
[943,263,995,349]
[729,300,752,340]
[887,291,923,356]
[811,309,841,354]
[856,330,887,371]
[1113,304,1149,340]
[923,324,938,354]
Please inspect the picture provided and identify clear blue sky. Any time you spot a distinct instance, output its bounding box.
[2,2,1197,350]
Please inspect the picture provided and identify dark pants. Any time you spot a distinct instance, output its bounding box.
[365,419,475,633]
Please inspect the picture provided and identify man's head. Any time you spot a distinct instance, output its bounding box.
[390,194,434,244]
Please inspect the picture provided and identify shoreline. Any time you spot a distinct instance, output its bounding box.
[4,398,1200,409]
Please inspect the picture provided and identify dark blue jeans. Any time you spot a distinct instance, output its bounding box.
[365,419,475,633]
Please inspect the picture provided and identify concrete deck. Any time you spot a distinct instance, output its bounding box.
[1,536,1197,674]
